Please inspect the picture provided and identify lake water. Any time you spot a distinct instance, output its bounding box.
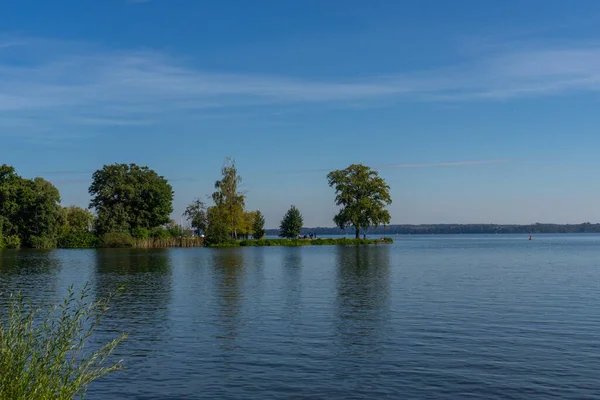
[1,235,600,399]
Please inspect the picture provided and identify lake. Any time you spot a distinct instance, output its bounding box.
[1,234,600,399]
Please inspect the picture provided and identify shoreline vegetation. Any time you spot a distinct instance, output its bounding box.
[214,237,394,248]
[0,285,127,399]
[0,160,393,250]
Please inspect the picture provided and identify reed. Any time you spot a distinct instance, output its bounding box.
[0,284,127,400]
[132,236,204,248]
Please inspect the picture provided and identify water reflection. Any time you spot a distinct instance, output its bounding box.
[93,249,173,347]
[334,245,391,356]
[0,249,61,302]
[282,248,303,322]
[210,248,245,350]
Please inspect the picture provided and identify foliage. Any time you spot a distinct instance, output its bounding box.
[2,235,21,249]
[205,206,230,246]
[212,157,245,239]
[238,211,257,239]
[235,237,393,246]
[327,164,392,238]
[279,205,304,239]
[100,232,134,248]
[252,211,265,239]
[131,227,151,239]
[0,284,127,400]
[150,226,170,239]
[29,236,57,250]
[0,165,63,247]
[57,232,99,249]
[89,163,173,235]
[61,206,94,234]
[183,199,207,235]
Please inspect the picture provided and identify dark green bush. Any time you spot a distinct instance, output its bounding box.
[29,236,57,249]
[150,227,170,239]
[100,232,134,248]
[132,227,150,239]
[57,232,99,248]
[2,235,21,249]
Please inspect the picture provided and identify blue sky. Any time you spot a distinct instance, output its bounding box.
[2,1,600,227]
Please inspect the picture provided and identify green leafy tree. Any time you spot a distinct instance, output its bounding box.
[183,199,207,235]
[62,206,94,233]
[89,163,173,235]
[205,206,230,245]
[0,165,62,247]
[238,211,257,239]
[279,205,303,239]
[212,157,245,239]
[327,164,392,238]
[252,211,265,239]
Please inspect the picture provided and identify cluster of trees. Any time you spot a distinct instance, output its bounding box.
[181,157,266,245]
[0,163,185,249]
[0,159,393,248]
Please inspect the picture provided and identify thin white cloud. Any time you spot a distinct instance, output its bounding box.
[381,159,512,168]
[1,36,600,139]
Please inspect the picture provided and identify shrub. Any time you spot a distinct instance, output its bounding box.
[100,232,134,248]
[0,284,127,400]
[57,232,99,249]
[131,227,150,239]
[29,236,57,250]
[150,227,170,239]
[3,235,21,249]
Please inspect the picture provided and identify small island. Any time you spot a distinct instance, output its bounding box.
[0,159,393,249]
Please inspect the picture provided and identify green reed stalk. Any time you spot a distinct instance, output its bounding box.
[0,284,128,400]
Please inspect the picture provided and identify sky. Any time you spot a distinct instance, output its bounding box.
[2,1,600,228]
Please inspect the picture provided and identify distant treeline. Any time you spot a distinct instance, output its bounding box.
[267,223,600,236]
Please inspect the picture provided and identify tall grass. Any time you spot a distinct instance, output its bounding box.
[0,284,128,400]
[133,236,204,248]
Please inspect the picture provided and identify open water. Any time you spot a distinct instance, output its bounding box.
[1,234,599,399]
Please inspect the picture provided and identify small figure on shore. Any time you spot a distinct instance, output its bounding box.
[363,233,366,239]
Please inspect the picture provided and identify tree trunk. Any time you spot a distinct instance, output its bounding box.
[355,227,360,239]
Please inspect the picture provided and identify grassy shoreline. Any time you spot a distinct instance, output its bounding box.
[209,237,394,248]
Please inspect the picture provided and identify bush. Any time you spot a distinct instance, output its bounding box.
[3,235,21,249]
[131,227,150,239]
[57,232,99,249]
[29,236,57,250]
[150,227,170,239]
[100,232,134,248]
[0,284,127,400]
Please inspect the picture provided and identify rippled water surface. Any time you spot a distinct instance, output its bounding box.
[2,235,600,399]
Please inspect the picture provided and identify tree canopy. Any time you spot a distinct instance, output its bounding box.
[89,163,173,235]
[0,165,62,248]
[212,157,245,239]
[327,164,392,238]
[183,199,207,235]
[252,211,265,239]
[279,205,303,239]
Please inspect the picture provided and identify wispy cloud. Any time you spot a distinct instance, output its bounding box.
[381,159,512,168]
[1,35,600,139]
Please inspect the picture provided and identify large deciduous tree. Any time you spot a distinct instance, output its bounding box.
[279,205,303,239]
[212,157,245,239]
[89,163,173,235]
[0,164,62,247]
[327,164,392,238]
